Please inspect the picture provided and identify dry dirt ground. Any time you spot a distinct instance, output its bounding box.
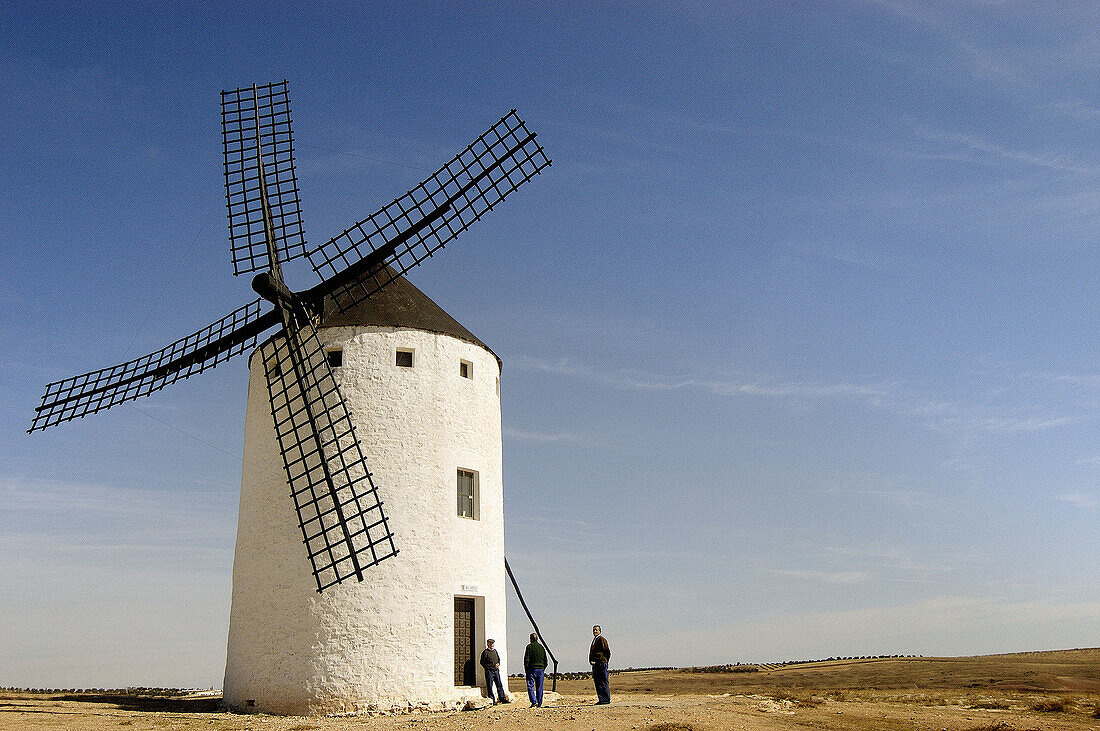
[4,648,1100,730]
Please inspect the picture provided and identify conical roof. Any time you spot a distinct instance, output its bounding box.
[318,270,499,366]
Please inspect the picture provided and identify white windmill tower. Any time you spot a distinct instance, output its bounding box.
[224,273,510,714]
[31,81,550,715]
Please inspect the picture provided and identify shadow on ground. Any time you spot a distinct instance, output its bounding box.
[56,693,223,713]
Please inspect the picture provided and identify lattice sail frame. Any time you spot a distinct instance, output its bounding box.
[31,85,552,592]
[222,80,307,275]
[308,110,551,313]
[260,322,398,592]
[30,299,268,431]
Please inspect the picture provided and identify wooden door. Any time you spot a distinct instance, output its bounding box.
[454,598,476,686]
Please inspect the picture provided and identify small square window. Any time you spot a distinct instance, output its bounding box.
[326,349,343,368]
[396,349,414,368]
[457,468,479,520]
[459,360,472,379]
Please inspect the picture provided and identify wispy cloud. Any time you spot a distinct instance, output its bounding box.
[867,0,1020,82]
[1044,100,1100,119]
[1026,189,1100,220]
[510,356,1078,438]
[869,1,1100,138]
[843,487,933,509]
[0,476,236,562]
[773,569,872,585]
[820,472,936,509]
[1057,492,1098,509]
[821,544,972,577]
[763,541,984,592]
[503,426,583,443]
[1033,372,1100,388]
[699,594,1100,661]
[911,124,1099,175]
[829,594,1100,629]
[510,355,895,401]
[969,415,1077,434]
[2,477,171,516]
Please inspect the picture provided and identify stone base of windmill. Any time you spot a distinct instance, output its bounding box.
[386,689,506,715]
[343,690,492,716]
[225,688,510,717]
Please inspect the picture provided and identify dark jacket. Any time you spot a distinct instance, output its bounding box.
[480,647,500,670]
[524,641,548,671]
[589,635,611,664]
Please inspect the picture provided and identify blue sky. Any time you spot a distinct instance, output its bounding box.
[2,1,1099,687]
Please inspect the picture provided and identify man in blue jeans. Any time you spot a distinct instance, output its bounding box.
[589,624,611,704]
[523,632,548,707]
[479,639,509,704]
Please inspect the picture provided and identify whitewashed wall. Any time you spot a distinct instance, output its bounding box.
[223,326,506,715]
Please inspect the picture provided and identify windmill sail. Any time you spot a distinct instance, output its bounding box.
[222,80,308,275]
[31,80,550,595]
[307,110,551,314]
[261,322,398,592]
[30,299,277,432]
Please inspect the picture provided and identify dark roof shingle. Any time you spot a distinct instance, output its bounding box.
[318,270,499,367]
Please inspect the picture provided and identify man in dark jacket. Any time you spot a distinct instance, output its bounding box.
[479,639,508,704]
[589,624,611,704]
[523,632,549,707]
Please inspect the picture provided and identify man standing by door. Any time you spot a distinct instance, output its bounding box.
[480,639,508,704]
[589,624,611,704]
[523,632,548,707]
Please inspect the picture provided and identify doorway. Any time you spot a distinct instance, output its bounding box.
[454,597,476,686]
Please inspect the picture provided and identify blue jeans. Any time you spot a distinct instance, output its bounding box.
[485,667,506,702]
[526,667,545,706]
[592,661,610,703]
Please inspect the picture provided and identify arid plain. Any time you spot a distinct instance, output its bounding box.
[3,648,1099,730]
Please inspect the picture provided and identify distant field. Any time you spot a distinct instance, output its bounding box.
[578,647,1100,695]
[3,648,1099,730]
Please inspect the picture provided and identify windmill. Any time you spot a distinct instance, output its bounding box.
[30,81,549,592]
[31,81,550,713]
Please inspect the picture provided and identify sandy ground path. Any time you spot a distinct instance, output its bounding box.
[4,690,1100,731]
[5,649,1100,730]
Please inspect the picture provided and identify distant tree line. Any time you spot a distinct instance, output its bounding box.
[509,666,676,679]
[508,654,925,678]
[0,687,210,695]
[686,664,760,673]
[813,655,919,662]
